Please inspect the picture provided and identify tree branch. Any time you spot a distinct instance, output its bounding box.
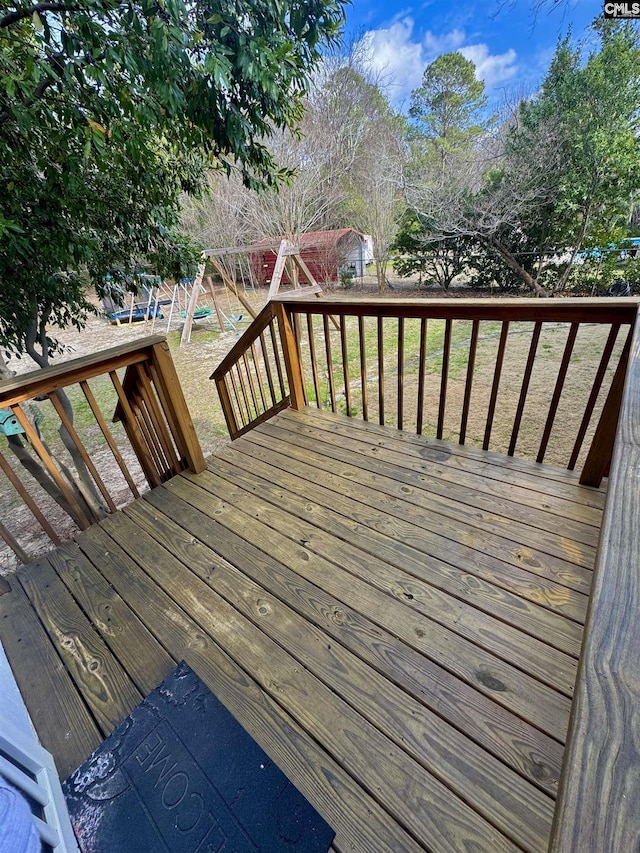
[0,75,54,126]
[0,2,80,29]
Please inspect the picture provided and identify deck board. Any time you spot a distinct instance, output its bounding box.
[217,441,585,651]
[0,409,604,851]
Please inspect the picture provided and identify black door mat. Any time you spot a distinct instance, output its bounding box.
[63,662,335,852]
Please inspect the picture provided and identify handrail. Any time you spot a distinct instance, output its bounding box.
[0,336,204,563]
[213,295,637,484]
[0,336,166,405]
[273,294,639,323]
[550,305,640,851]
[211,301,293,438]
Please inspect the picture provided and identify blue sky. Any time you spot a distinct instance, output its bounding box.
[343,0,606,109]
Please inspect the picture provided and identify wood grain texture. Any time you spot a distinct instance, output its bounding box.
[295,406,604,521]
[75,524,467,853]
[96,509,523,852]
[220,438,585,654]
[297,405,606,506]
[205,453,582,684]
[2,405,615,851]
[47,542,174,696]
[551,307,640,852]
[17,558,142,734]
[167,472,572,740]
[126,491,565,798]
[0,576,102,777]
[275,411,600,553]
[258,415,597,581]
[120,495,555,851]
[0,335,164,406]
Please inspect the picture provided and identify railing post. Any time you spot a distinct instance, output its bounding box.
[274,303,305,411]
[149,341,206,474]
[580,326,633,487]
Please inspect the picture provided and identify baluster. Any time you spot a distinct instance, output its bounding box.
[242,352,260,417]
[48,390,118,511]
[378,316,385,426]
[110,369,162,488]
[323,314,337,413]
[258,333,277,407]
[416,318,428,435]
[340,315,351,417]
[580,325,633,486]
[307,314,322,409]
[508,322,542,457]
[537,322,579,463]
[269,322,286,398]
[133,364,181,476]
[436,319,452,440]
[569,324,620,469]
[0,520,29,564]
[250,343,268,412]
[358,316,368,421]
[80,380,140,498]
[0,451,61,543]
[229,367,248,427]
[459,319,479,444]
[236,360,254,421]
[397,317,404,430]
[292,312,308,406]
[11,403,94,526]
[483,321,510,451]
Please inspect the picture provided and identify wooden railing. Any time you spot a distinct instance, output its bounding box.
[0,336,204,564]
[213,296,638,486]
[211,302,294,438]
[550,304,640,851]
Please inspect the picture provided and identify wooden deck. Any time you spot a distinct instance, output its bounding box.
[0,408,606,853]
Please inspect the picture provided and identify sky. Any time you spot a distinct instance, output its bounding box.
[342,0,606,110]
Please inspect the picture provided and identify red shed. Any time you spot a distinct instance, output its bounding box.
[251,229,370,286]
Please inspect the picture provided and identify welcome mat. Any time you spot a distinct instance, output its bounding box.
[63,662,335,852]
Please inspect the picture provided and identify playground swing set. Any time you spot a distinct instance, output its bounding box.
[104,238,330,346]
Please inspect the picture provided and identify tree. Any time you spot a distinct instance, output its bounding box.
[516,21,640,289]
[409,53,487,171]
[405,22,640,296]
[0,0,345,361]
[0,0,345,532]
[392,210,469,290]
[339,72,405,292]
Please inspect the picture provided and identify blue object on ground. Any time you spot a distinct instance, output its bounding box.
[108,306,164,324]
[0,410,25,436]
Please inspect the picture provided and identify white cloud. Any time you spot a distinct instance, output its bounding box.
[459,44,518,88]
[359,20,519,108]
[362,18,426,104]
[423,29,466,55]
